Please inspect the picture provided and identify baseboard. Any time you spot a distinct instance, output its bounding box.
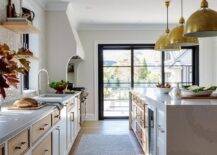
[85,114,96,121]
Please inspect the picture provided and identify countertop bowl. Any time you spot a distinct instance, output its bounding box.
[157,87,173,94]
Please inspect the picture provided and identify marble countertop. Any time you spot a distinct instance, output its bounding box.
[131,88,217,107]
[0,106,55,144]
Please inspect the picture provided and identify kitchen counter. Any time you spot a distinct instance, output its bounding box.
[0,92,81,144]
[0,106,55,144]
[131,88,217,107]
[130,88,217,155]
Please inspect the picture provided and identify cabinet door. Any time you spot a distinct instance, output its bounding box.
[66,109,72,151]
[52,127,60,155]
[59,107,67,155]
[70,109,75,143]
[0,144,4,155]
[32,134,52,155]
[157,137,166,155]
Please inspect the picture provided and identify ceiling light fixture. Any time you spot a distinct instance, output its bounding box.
[155,1,180,51]
[184,0,217,37]
[169,0,198,46]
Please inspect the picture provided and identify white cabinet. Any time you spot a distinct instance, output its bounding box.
[52,107,67,155]
[52,126,61,155]
[66,96,81,153]
[157,109,166,155]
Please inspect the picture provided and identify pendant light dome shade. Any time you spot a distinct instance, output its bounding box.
[169,24,198,46]
[154,1,181,51]
[169,0,199,46]
[155,30,181,51]
[184,0,217,37]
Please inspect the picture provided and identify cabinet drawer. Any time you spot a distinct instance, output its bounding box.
[8,129,29,155]
[0,144,4,155]
[31,115,52,143]
[52,109,60,125]
[32,134,52,155]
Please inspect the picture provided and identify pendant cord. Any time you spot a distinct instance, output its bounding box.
[166,1,169,32]
[181,0,183,17]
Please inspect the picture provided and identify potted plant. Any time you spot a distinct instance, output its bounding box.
[49,80,68,94]
[0,43,32,99]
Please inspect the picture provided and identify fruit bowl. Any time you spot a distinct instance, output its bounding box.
[157,87,173,94]
[156,83,172,94]
[49,80,68,94]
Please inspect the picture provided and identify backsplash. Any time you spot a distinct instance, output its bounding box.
[0,0,22,103]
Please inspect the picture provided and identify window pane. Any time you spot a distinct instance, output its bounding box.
[164,49,192,84]
[134,66,161,84]
[134,49,161,66]
[104,67,131,83]
[104,83,130,117]
[104,84,131,100]
[103,50,131,66]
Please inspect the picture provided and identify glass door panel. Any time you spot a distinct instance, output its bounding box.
[103,50,131,118]
[134,49,162,87]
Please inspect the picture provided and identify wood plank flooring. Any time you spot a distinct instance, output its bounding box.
[70,120,144,155]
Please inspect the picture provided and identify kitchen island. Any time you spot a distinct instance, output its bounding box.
[130,88,217,155]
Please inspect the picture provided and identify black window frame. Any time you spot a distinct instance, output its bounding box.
[98,44,199,120]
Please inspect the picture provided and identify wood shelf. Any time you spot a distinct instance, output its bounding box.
[1,18,39,34]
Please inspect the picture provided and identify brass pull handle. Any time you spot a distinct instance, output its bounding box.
[55,115,60,118]
[71,112,74,121]
[15,142,26,150]
[44,149,49,155]
[15,146,21,150]
[158,125,165,133]
[40,123,49,130]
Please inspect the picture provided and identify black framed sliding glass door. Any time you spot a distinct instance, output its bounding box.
[98,44,199,120]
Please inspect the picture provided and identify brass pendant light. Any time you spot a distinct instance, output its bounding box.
[155,1,180,51]
[169,0,199,46]
[184,0,217,37]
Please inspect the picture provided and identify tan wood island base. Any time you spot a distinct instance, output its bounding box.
[31,114,52,144]
[0,144,4,155]
[32,134,52,155]
[8,129,29,155]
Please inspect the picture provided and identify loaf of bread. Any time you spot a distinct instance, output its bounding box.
[13,98,39,108]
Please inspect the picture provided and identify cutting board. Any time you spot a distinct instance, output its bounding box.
[7,104,45,110]
[181,95,217,99]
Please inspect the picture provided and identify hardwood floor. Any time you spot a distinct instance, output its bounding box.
[70,120,144,155]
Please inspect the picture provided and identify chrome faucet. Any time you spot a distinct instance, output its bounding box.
[38,69,50,95]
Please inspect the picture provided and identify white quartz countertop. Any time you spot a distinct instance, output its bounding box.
[131,88,217,106]
[0,106,55,144]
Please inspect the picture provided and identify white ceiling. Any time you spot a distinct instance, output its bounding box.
[40,0,217,27]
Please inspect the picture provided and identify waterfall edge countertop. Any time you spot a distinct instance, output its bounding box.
[131,88,217,107]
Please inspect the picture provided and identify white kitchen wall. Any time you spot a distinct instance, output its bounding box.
[23,0,47,91]
[0,0,46,102]
[77,28,217,120]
